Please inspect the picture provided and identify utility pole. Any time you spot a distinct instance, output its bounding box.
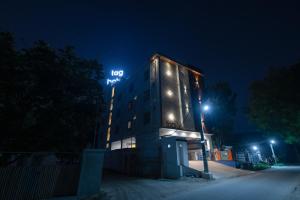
[270,140,277,164]
[196,75,212,179]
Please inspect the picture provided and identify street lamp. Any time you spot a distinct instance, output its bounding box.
[203,105,210,112]
[269,139,277,164]
[195,79,212,179]
[199,103,212,179]
[252,145,258,151]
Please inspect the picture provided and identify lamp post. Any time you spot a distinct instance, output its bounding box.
[269,140,277,164]
[252,145,262,162]
[199,104,211,178]
[195,75,212,179]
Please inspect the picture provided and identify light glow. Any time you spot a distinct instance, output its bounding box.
[168,113,175,121]
[252,145,258,151]
[203,105,210,111]
[166,70,172,76]
[270,140,275,144]
[166,89,173,96]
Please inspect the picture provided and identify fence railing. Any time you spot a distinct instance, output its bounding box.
[0,152,81,200]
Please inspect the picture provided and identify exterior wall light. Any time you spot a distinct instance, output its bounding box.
[166,89,173,96]
[166,70,172,76]
[168,113,175,121]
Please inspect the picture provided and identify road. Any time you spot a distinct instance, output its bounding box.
[168,166,300,200]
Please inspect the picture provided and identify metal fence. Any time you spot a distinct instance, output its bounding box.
[0,153,81,200]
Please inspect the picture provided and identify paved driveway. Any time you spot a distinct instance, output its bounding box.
[168,166,300,200]
[189,160,254,179]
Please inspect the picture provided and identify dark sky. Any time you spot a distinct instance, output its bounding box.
[1,1,300,132]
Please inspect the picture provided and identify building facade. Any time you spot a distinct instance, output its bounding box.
[103,54,213,177]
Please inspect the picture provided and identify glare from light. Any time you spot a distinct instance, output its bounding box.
[166,70,172,76]
[181,132,187,137]
[168,113,175,121]
[252,145,258,151]
[270,140,275,144]
[166,89,173,96]
[203,105,210,111]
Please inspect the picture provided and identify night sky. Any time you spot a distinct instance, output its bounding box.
[1,1,300,132]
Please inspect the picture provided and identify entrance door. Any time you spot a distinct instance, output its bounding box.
[178,144,184,165]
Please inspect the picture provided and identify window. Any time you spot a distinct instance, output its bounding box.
[115,125,120,135]
[144,112,151,125]
[122,137,136,149]
[106,127,111,142]
[111,140,121,150]
[144,69,149,81]
[117,94,122,102]
[128,101,133,110]
[109,99,114,111]
[128,120,132,129]
[108,112,112,125]
[116,109,120,118]
[111,87,115,98]
[133,115,137,120]
[129,82,134,92]
[143,90,150,102]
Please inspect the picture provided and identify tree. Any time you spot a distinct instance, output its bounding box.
[204,82,237,148]
[0,32,104,152]
[248,63,300,147]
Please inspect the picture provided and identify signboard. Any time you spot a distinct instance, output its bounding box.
[106,70,124,85]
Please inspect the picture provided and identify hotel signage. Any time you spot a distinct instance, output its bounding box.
[107,70,124,85]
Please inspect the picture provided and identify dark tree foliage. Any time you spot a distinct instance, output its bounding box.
[248,63,300,145]
[0,32,104,152]
[204,82,237,147]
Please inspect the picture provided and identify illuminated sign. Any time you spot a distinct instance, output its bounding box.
[107,70,124,85]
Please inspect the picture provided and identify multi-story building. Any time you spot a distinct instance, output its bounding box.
[102,54,213,177]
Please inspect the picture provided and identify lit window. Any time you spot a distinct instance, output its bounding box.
[134,95,138,100]
[109,102,114,111]
[133,115,137,120]
[128,120,132,129]
[106,127,111,141]
[106,143,110,148]
[111,87,115,98]
[168,113,175,121]
[111,140,121,150]
[108,112,112,125]
[122,137,136,149]
[166,89,173,97]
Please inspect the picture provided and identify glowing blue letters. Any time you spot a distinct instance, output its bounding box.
[107,70,124,85]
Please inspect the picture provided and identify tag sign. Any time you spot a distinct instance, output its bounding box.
[107,70,124,85]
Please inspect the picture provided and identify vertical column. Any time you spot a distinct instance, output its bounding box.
[106,86,115,149]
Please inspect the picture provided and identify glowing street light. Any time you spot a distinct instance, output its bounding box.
[203,105,210,112]
[270,140,275,144]
[252,145,258,151]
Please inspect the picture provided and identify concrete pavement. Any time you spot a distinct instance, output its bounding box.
[168,166,300,200]
[189,161,254,179]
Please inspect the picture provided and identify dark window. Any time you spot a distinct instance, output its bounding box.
[128,101,133,110]
[117,94,122,102]
[143,112,151,125]
[116,109,120,118]
[144,69,149,81]
[129,82,134,93]
[143,90,150,102]
[115,126,120,134]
